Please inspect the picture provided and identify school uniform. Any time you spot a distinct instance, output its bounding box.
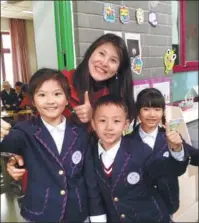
[0,116,106,222]
[92,135,188,223]
[132,125,185,215]
[1,88,18,110]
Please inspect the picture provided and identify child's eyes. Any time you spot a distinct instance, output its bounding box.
[99,119,105,122]
[99,51,104,56]
[38,93,45,97]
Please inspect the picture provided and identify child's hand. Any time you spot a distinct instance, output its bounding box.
[165,122,183,152]
[1,119,11,139]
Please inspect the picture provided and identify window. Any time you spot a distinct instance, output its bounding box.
[172,1,198,72]
[1,32,14,86]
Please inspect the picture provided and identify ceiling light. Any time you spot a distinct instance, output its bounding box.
[1,1,7,4]
[22,10,33,14]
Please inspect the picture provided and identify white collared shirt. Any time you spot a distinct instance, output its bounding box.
[139,126,158,149]
[41,116,66,154]
[98,139,121,169]
[139,126,185,161]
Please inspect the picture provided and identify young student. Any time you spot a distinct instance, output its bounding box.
[90,94,188,223]
[0,68,106,222]
[131,88,183,215]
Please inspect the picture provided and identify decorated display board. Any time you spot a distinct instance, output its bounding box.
[133,77,171,103]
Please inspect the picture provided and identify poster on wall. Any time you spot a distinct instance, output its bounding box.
[152,80,171,104]
[133,80,150,101]
[104,30,122,38]
[133,77,171,103]
[125,33,141,58]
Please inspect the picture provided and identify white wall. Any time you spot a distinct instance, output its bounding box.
[0,18,37,76]
[32,1,58,69]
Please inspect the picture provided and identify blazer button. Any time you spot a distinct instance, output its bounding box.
[113,197,119,202]
[154,185,157,188]
[59,170,64,175]
[120,214,125,219]
[60,190,66,195]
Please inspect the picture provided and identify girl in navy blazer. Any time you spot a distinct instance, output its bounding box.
[0,68,106,222]
[90,94,188,223]
[131,88,185,216]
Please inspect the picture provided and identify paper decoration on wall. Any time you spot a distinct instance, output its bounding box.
[103,4,116,23]
[164,49,177,75]
[104,30,122,38]
[136,8,144,24]
[131,56,143,75]
[148,11,158,27]
[119,6,130,24]
[125,33,142,58]
[148,1,160,9]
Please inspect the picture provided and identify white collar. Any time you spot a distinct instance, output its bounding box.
[98,138,121,159]
[139,126,158,139]
[41,116,66,133]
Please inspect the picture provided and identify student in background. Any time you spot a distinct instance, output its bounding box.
[1,81,18,111]
[19,84,32,110]
[0,68,106,222]
[90,95,187,222]
[15,81,24,106]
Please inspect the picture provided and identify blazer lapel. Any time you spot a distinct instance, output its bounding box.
[153,127,167,152]
[111,137,132,191]
[93,144,111,189]
[34,117,64,169]
[60,122,79,163]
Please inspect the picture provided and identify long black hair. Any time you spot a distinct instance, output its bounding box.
[73,33,135,121]
[133,88,166,129]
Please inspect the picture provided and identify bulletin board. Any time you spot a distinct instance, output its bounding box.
[133,77,171,103]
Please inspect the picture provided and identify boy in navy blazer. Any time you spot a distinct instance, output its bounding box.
[0,68,106,222]
[90,94,189,223]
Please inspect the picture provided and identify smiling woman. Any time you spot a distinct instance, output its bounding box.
[62,33,136,123]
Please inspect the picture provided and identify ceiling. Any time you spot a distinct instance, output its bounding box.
[1,1,33,20]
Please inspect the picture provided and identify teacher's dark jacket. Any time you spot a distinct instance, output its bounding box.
[0,116,105,222]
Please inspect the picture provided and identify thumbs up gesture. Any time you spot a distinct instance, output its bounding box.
[165,122,183,152]
[73,91,93,123]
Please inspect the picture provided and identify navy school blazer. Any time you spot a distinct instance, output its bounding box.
[92,134,189,223]
[0,116,105,222]
[131,126,183,215]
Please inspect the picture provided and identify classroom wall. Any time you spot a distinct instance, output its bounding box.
[32,1,58,69]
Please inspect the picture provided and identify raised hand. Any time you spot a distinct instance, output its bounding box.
[165,122,183,152]
[73,91,93,123]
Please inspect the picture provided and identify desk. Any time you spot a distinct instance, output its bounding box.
[1,110,32,118]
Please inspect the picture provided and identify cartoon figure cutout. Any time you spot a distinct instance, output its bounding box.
[148,11,158,27]
[131,56,143,75]
[103,4,116,23]
[119,6,130,24]
[136,8,144,24]
[164,49,177,75]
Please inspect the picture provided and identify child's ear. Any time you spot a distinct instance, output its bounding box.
[125,119,130,130]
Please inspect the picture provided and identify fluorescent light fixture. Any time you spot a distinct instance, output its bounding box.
[1,1,7,4]
[22,10,33,14]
